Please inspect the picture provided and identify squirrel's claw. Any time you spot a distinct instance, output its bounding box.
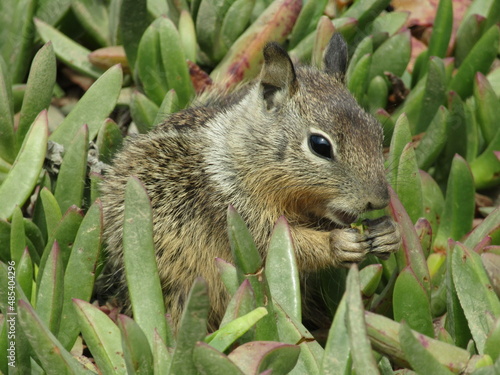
[365,216,401,259]
[329,227,371,265]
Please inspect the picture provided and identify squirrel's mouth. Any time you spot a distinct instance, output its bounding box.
[329,209,358,228]
[312,210,358,231]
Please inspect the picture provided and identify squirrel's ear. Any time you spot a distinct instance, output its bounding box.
[260,42,298,109]
[323,33,348,81]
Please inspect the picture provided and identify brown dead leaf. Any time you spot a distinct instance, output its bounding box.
[89,45,130,74]
[188,60,213,94]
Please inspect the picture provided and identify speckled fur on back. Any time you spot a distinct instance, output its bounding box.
[98,34,400,332]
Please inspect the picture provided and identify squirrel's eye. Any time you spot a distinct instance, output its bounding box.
[309,134,333,160]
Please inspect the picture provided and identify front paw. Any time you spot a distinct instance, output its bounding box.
[364,216,401,260]
[330,227,371,267]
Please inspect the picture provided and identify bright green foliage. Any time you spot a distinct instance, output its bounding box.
[1,0,500,374]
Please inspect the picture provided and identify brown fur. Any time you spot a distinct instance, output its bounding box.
[98,35,400,332]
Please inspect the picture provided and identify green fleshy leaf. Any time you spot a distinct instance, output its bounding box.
[0,110,48,221]
[434,155,475,252]
[365,310,471,371]
[36,0,71,25]
[195,0,220,61]
[419,171,446,245]
[391,76,426,129]
[207,307,268,352]
[455,14,487,67]
[452,242,500,354]
[434,92,468,185]
[393,267,434,337]
[169,278,210,375]
[153,330,172,374]
[34,18,105,79]
[0,0,36,83]
[371,11,408,36]
[342,0,391,30]
[153,89,179,126]
[399,321,454,375]
[59,200,102,349]
[265,216,301,321]
[54,125,88,214]
[23,217,45,259]
[346,266,379,374]
[35,241,64,336]
[415,219,432,261]
[288,0,328,49]
[10,206,25,264]
[484,318,500,362]
[136,18,170,105]
[118,314,154,374]
[321,295,350,375]
[17,249,33,302]
[367,75,388,112]
[216,258,239,296]
[130,90,159,133]
[158,17,195,107]
[387,113,412,188]
[464,206,500,249]
[470,134,500,189]
[464,98,479,163]
[396,143,423,224]
[0,56,15,163]
[73,299,127,374]
[179,10,197,62]
[346,35,373,84]
[0,221,11,263]
[227,205,262,276]
[427,0,453,59]
[415,106,448,170]
[40,187,63,242]
[227,207,278,341]
[219,279,255,328]
[37,206,84,285]
[360,264,383,297]
[414,57,447,134]
[347,53,372,105]
[193,342,245,375]
[16,42,56,150]
[72,0,110,47]
[96,118,123,164]
[272,302,323,374]
[18,300,94,374]
[219,0,256,59]
[227,341,300,375]
[474,72,500,144]
[449,25,500,99]
[388,187,430,297]
[49,64,123,149]
[123,176,168,348]
[120,0,149,71]
[369,30,411,82]
[445,244,472,348]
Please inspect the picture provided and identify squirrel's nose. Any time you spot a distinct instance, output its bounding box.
[365,186,390,211]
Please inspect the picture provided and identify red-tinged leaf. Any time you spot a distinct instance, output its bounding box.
[211,0,301,89]
[452,242,500,354]
[393,267,434,337]
[388,186,430,297]
[227,341,300,374]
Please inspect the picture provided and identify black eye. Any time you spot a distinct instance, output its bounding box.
[309,134,333,160]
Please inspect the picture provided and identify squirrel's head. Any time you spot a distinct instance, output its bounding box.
[247,34,389,229]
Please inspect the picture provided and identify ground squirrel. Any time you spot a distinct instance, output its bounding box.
[98,34,401,331]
